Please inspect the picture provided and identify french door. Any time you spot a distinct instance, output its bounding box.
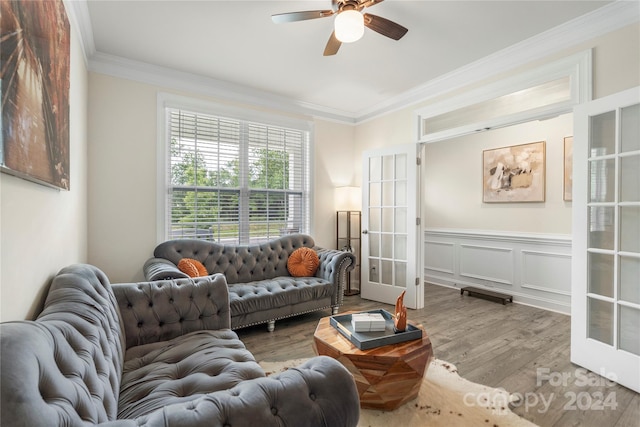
[361,144,423,309]
[572,86,640,392]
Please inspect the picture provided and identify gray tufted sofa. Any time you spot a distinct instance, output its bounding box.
[0,264,360,427]
[143,234,355,331]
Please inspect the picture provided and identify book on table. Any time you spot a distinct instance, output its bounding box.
[351,312,386,332]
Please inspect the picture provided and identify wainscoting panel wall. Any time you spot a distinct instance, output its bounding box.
[424,229,572,314]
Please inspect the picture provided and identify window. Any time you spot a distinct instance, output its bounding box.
[162,105,311,245]
[416,50,592,143]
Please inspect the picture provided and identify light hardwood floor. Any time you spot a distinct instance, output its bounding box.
[236,283,639,427]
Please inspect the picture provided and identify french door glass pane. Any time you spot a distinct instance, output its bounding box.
[370,157,381,181]
[382,208,394,231]
[369,233,380,257]
[589,111,616,156]
[394,235,407,261]
[395,181,407,206]
[381,260,392,285]
[369,183,381,207]
[588,252,614,297]
[382,182,394,206]
[589,159,615,203]
[395,154,407,179]
[620,103,640,152]
[619,305,640,356]
[383,155,394,180]
[620,256,640,304]
[395,261,407,288]
[369,208,380,232]
[588,206,615,250]
[395,208,407,233]
[620,206,640,253]
[620,155,640,202]
[588,297,614,345]
[381,234,393,259]
[369,258,380,282]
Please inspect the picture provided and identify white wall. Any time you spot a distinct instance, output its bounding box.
[0,29,89,321]
[87,75,355,283]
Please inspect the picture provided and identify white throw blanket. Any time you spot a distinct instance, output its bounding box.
[259,358,539,427]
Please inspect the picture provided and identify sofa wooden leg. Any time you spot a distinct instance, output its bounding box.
[267,320,275,332]
[332,306,339,315]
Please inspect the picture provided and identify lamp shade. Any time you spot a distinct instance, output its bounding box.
[334,10,364,43]
[335,186,361,211]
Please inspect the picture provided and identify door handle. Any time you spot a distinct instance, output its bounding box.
[362,230,368,234]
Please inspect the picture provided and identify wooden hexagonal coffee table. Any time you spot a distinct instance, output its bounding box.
[313,312,433,411]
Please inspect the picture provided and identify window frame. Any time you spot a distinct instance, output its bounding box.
[156,93,314,244]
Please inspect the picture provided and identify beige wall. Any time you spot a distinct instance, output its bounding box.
[87,75,354,282]
[0,30,89,321]
[424,114,573,233]
[87,75,158,283]
[313,119,356,249]
[354,23,639,234]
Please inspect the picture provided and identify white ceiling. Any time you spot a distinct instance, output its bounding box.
[81,0,617,121]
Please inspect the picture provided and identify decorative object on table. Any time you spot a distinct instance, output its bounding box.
[336,207,361,296]
[563,136,573,201]
[394,289,407,332]
[329,309,422,350]
[482,141,546,203]
[351,312,386,332]
[0,0,70,190]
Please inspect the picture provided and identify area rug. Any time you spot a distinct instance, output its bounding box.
[259,358,539,427]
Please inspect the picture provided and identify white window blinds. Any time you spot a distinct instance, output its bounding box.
[167,108,310,244]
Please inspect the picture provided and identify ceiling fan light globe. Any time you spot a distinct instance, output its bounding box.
[334,10,364,43]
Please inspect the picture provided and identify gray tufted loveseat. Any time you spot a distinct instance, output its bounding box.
[0,264,360,427]
[143,234,355,331]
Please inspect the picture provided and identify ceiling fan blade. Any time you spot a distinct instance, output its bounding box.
[358,0,385,10]
[323,31,342,56]
[271,10,334,24]
[363,13,408,40]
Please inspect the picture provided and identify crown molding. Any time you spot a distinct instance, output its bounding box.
[63,0,95,65]
[67,1,638,125]
[88,52,358,123]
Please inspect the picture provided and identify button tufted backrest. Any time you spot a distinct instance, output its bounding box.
[112,274,231,349]
[153,234,316,284]
[0,264,125,426]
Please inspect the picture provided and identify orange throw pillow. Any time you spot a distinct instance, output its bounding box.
[287,247,319,277]
[177,258,208,278]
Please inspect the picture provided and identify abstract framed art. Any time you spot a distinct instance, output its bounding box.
[0,0,71,190]
[482,141,546,203]
[563,136,573,201]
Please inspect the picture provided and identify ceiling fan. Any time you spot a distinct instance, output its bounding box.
[271,0,408,56]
